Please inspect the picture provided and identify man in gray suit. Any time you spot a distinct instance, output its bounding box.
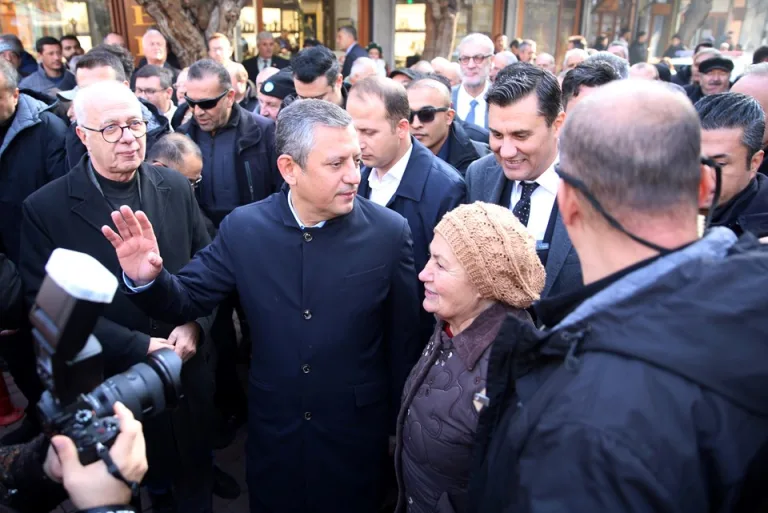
[451,33,494,130]
[466,63,582,297]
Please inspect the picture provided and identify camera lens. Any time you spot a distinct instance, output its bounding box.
[85,348,183,420]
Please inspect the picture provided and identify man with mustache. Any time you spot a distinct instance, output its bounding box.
[466,62,583,299]
[103,98,422,513]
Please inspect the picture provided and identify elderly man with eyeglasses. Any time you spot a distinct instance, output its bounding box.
[451,33,495,129]
[19,80,219,513]
[178,59,281,228]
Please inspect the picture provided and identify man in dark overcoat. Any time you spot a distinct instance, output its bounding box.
[19,81,216,513]
[102,98,422,513]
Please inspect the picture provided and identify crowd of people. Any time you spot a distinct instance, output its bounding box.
[0,22,767,513]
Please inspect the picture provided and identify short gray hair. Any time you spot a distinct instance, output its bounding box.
[457,33,494,55]
[276,99,352,168]
[0,58,19,91]
[741,62,768,77]
[257,31,274,42]
[563,48,589,69]
[74,81,141,126]
[147,133,202,168]
[607,41,629,59]
[586,51,630,79]
[561,80,701,216]
[350,57,377,78]
[495,51,518,67]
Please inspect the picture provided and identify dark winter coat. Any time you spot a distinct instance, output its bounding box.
[117,189,423,513]
[711,172,768,238]
[395,303,531,513]
[445,121,490,176]
[359,138,466,341]
[65,97,171,170]
[342,43,369,78]
[0,91,68,264]
[468,228,768,513]
[178,103,281,226]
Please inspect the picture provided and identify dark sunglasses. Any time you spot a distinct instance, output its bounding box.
[184,90,229,110]
[409,106,449,124]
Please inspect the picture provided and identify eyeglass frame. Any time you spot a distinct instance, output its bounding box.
[79,119,148,144]
[184,89,230,110]
[458,54,492,65]
[409,106,450,124]
[188,176,202,189]
[135,86,166,96]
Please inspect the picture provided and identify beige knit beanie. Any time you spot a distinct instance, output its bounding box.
[434,202,546,309]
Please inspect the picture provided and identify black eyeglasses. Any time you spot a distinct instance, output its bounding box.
[409,106,449,124]
[458,54,492,65]
[184,90,229,110]
[189,176,202,189]
[80,120,147,143]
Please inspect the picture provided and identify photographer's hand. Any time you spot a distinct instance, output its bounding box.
[168,322,199,362]
[148,337,174,354]
[102,206,163,287]
[44,402,148,510]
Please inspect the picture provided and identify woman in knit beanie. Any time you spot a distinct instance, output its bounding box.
[393,202,545,513]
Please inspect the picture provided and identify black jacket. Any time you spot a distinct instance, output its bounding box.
[459,119,490,145]
[342,43,369,78]
[243,55,290,83]
[469,229,768,513]
[178,103,281,226]
[240,82,260,113]
[0,252,22,331]
[445,121,490,176]
[0,91,68,264]
[685,83,705,104]
[711,172,768,237]
[65,97,171,170]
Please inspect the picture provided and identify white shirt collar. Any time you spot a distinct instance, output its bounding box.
[532,155,560,195]
[369,143,412,186]
[287,189,326,229]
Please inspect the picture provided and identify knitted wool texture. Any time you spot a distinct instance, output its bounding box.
[434,202,546,309]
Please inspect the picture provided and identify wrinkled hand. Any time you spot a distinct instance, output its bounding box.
[148,337,174,354]
[43,402,148,510]
[102,206,163,287]
[168,322,200,362]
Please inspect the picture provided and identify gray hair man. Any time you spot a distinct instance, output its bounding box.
[518,39,537,62]
[103,32,126,48]
[453,33,495,129]
[607,40,629,60]
[490,51,517,82]
[226,60,258,112]
[535,52,556,73]
[470,77,768,513]
[148,132,204,188]
[697,92,767,236]
[629,62,659,80]
[349,57,379,85]
[585,51,630,79]
[142,29,168,67]
[731,63,768,171]
[337,25,367,78]
[563,48,589,71]
[242,32,289,82]
[431,57,462,86]
[21,80,217,513]
[134,64,176,122]
[101,97,421,513]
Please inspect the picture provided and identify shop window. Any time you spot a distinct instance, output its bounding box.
[394,2,426,67]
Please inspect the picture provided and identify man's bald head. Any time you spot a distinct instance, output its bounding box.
[256,66,280,90]
[407,77,452,107]
[535,53,556,73]
[561,81,701,219]
[629,62,659,80]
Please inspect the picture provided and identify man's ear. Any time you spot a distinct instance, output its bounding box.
[397,118,410,140]
[749,149,764,179]
[335,74,344,90]
[278,154,299,185]
[557,179,580,228]
[551,111,566,138]
[446,108,455,125]
[698,162,717,210]
[75,125,88,146]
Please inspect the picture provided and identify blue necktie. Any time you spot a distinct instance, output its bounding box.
[465,99,478,125]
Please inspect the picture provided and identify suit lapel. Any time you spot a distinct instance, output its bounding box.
[139,164,170,230]
[488,161,507,206]
[543,212,572,296]
[358,167,372,199]
[69,159,118,235]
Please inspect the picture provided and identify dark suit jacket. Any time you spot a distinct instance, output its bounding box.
[118,190,422,513]
[465,154,582,297]
[359,138,466,340]
[342,43,369,78]
[20,156,216,484]
[242,55,290,83]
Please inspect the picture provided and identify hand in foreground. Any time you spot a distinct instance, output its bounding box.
[168,322,200,362]
[148,337,175,354]
[102,206,163,287]
[44,402,148,510]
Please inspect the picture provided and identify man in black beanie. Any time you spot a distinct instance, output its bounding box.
[259,68,295,120]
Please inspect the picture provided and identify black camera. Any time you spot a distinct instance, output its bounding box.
[30,249,183,465]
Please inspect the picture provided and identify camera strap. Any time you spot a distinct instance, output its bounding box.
[95,443,140,498]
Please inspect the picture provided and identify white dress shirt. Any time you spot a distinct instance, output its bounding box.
[368,144,413,207]
[258,57,272,71]
[163,103,177,128]
[509,157,560,242]
[456,82,490,128]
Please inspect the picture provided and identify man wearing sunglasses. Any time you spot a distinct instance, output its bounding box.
[469,79,768,513]
[466,63,581,298]
[451,33,494,129]
[178,59,280,228]
[407,76,489,176]
[348,76,465,342]
[20,81,218,513]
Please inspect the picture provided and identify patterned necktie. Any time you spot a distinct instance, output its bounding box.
[512,182,539,226]
[465,99,478,125]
